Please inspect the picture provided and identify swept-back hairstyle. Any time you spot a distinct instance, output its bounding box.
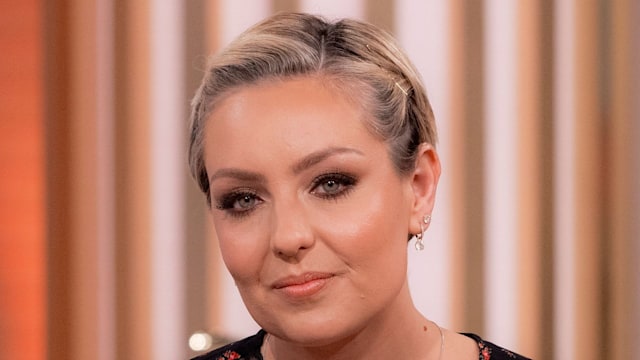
[189,12,437,204]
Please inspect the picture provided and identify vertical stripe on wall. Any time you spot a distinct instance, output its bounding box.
[573,2,604,358]
[299,0,365,20]
[605,0,638,357]
[272,0,298,13]
[634,1,640,355]
[114,0,152,358]
[150,0,187,358]
[45,0,73,356]
[219,0,273,46]
[484,0,518,349]
[0,1,46,359]
[515,1,554,358]
[184,0,213,350]
[537,2,556,358]
[365,0,395,34]
[96,0,116,358]
[448,0,486,334]
[553,0,576,358]
[68,0,100,358]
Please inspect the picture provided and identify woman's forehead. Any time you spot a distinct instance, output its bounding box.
[202,77,385,171]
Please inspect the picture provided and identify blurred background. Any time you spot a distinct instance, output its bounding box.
[1,0,638,359]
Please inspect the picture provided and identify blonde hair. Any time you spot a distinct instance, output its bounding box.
[189,12,437,204]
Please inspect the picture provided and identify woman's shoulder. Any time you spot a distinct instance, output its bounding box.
[191,330,266,360]
[461,333,532,360]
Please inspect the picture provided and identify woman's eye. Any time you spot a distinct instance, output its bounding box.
[320,179,341,194]
[312,173,357,198]
[215,191,262,217]
[235,194,256,209]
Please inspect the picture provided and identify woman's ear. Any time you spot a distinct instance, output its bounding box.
[408,143,441,235]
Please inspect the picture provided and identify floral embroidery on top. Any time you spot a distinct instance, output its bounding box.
[478,339,492,360]
[193,330,531,360]
[217,350,241,360]
[477,338,521,359]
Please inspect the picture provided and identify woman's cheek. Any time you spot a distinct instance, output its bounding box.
[216,224,266,281]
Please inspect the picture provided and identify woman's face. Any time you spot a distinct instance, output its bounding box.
[204,76,425,345]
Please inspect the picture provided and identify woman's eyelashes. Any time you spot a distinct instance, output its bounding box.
[215,189,262,218]
[214,172,358,218]
[310,172,357,199]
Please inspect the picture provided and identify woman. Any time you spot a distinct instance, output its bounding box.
[188,12,530,360]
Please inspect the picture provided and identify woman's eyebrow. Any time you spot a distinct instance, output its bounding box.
[291,147,364,175]
[209,168,266,184]
[209,147,363,184]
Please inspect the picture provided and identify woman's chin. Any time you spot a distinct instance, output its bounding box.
[267,319,359,348]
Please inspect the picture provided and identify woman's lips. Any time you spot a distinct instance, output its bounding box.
[272,272,334,299]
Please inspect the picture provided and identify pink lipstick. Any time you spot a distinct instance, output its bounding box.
[272,272,334,299]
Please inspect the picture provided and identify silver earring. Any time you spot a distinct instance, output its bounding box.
[414,215,431,251]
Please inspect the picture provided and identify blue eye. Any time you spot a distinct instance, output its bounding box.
[215,190,262,217]
[235,194,256,209]
[311,173,357,199]
[321,179,340,194]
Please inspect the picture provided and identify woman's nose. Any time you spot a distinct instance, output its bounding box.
[269,202,314,260]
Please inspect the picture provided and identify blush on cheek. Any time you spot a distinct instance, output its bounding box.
[219,240,249,268]
[217,230,267,277]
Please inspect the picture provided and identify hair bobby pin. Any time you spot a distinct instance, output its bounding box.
[365,44,411,96]
[395,82,409,96]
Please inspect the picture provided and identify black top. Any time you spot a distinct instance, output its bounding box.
[192,329,532,360]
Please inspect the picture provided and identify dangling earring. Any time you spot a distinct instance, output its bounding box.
[414,214,431,251]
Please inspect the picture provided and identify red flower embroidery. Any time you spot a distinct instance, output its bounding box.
[481,347,491,360]
[217,350,241,360]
